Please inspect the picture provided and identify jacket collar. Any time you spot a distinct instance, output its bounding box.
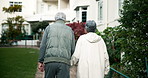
[55,20,65,23]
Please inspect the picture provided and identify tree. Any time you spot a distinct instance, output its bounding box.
[1,5,25,45]
[30,21,49,34]
[118,0,148,77]
[3,5,22,13]
[2,16,25,42]
[66,22,85,40]
[99,27,121,65]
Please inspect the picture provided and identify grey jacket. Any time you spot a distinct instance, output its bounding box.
[38,20,75,65]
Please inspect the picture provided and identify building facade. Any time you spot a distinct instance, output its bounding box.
[0,0,37,36]
[27,0,75,22]
[73,0,124,31]
[0,0,75,37]
[0,0,124,38]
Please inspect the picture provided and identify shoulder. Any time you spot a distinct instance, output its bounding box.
[45,25,50,30]
[65,25,72,30]
[78,34,86,40]
[63,25,74,33]
[80,34,86,37]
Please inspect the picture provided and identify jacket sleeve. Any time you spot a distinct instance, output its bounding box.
[38,26,49,63]
[71,36,82,65]
[103,40,110,75]
[71,31,75,56]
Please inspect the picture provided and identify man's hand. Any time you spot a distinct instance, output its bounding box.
[38,62,44,72]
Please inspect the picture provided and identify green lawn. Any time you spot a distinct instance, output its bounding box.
[0,48,39,78]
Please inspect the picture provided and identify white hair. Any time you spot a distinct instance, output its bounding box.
[55,12,66,21]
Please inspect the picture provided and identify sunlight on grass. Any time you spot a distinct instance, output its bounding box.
[0,48,39,78]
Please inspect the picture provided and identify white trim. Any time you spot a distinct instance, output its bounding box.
[97,0,103,22]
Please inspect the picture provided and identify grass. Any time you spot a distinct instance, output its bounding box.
[0,48,39,78]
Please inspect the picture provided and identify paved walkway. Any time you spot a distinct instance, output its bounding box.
[35,70,44,78]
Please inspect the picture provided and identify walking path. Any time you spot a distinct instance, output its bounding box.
[35,70,44,78]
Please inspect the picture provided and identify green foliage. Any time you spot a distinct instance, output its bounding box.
[96,27,122,67]
[118,0,148,77]
[30,21,49,34]
[0,32,9,45]
[102,27,122,65]
[2,16,25,40]
[1,5,25,45]
[3,5,22,13]
[67,22,85,40]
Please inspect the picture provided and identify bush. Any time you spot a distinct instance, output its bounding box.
[66,22,86,40]
[99,27,122,65]
[30,21,49,34]
[118,0,148,77]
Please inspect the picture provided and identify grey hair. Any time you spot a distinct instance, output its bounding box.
[85,20,96,32]
[55,12,66,21]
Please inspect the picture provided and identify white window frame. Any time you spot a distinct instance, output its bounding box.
[9,1,22,12]
[76,9,79,21]
[98,0,103,23]
[81,7,87,22]
[48,5,51,11]
[41,4,44,13]
[10,1,13,6]
[75,6,88,22]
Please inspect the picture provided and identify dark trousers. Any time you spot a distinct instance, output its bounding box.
[44,62,70,78]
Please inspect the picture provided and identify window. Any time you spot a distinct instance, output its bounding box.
[118,0,124,15]
[82,11,87,22]
[48,5,51,11]
[9,1,22,12]
[81,7,87,22]
[10,2,13,6]
[98,0,103,21]
[75,6,87,22]
[41,4,44,13]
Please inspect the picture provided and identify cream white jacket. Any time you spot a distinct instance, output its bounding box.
[71,33,110,78]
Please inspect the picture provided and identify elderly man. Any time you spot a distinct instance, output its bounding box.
[38,12,75,78]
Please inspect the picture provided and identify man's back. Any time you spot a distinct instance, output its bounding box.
[38,12,75,78]
[44,20,75,65]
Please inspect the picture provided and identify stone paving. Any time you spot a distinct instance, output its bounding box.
[35,70,44,78]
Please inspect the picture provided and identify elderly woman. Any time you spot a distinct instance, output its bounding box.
[71,20,110,78]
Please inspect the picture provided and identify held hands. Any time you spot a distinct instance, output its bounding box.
[71,56,79,66]
[38,62,44,72]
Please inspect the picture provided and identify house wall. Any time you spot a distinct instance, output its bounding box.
[22,0,37,16]
[37,0,58,14]
[60,0,69,9]
[107,0,120,27]
[87,0,98,23]
[72,0,122,32]
[0,0,76,37]
[96,0,121,31]
[0,0,9,36]
[0,0,123,37]
[0,0,37,36]
[27,0,75,22]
